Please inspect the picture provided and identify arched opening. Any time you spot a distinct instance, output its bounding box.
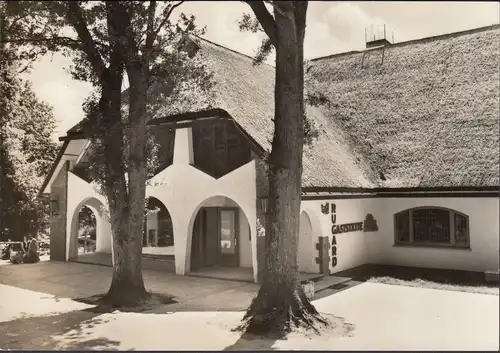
[142,197,174,257]
[78,205,97,255]
[298,210,317,273]
[188,196,253,280]
[69,197,112,261]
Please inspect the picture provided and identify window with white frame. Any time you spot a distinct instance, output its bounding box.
[394,207,469,248]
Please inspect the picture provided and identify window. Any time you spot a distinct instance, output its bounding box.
[394,207,469,248]
[192,121,251,178]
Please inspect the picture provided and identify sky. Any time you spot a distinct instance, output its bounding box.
[24,1,500,139]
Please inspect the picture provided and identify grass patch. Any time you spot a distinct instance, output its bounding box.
[368,276,499,296]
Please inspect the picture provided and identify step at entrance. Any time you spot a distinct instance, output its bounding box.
[303,275,352,298]
[142,253,175,261]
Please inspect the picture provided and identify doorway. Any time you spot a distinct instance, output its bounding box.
[191,207,240,271]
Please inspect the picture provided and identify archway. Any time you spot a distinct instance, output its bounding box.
[78,205,97,254]
[298,210,318,274]
[69,197,112,261]
[188,196,253,276]
[143,197,174,256]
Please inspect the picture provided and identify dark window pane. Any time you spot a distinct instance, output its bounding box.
[395,211,410,242]
[227,136,239,148]
[214,125,225,151]
[413,208,450,244]
[454,213,469,246]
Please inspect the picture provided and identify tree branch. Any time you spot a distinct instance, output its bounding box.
[6,12,30,32]
[148,1,184,48]
[244,1,277,46]
[64,2,106,78]
[1,36,80,48]
[143,0,157,59]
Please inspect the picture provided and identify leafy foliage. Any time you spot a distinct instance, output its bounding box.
[5,1,213,192]
[238,4,323,148]
[0,51,58,241]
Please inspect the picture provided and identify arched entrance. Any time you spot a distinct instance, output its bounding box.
[143,197,174,256]
[298,210,317,274]
[78,205,97,254]
[69,197,112,261]
[188,196,253,278]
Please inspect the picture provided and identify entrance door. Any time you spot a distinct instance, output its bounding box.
[191,208,219,270]
[218,208,239,267]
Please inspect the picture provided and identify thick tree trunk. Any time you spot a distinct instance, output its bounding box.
[105,67,150,307]
[242,2,326,336]
[99,55,149,308]
[99,2,151,307]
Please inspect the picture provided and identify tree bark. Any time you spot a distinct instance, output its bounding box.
[98,4,149,307]
[242,1,327,336]
[98,73,150,306]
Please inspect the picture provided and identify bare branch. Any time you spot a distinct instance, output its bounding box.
[150,1,184,44]
[244,1,277,46]
[164,1,184,25]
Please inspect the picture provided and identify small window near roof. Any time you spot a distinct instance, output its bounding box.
[394,207,469,248]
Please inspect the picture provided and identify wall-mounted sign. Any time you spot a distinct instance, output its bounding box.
[315,236,331,276]
[321,202,364,236]
[332,222,363,234]
[321,202,339,268]
[363,213,379,232]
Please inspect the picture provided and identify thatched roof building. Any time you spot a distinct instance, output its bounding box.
[66,24,500,189]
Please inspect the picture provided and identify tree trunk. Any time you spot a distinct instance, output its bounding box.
[105,67,150,307]
[98,48,149,308]
[242,2,327,336]
[99,2,151,307]
[99,76,150,306]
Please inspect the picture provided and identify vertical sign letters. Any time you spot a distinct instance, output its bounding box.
[330,203,338,268]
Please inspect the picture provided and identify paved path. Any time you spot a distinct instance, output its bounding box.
[0,260,258,311]
[0,261,498,350]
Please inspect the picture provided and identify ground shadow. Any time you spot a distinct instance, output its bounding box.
[223,332,278,351]
[222,313,355,351]
[74,292,177,314]
[0,310,121,350]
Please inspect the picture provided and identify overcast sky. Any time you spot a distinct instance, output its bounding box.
[24,1,500,139]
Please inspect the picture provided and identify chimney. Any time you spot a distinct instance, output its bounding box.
[365,24,394,49]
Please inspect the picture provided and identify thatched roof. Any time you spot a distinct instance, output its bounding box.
[307,25,499,188]
[64,24,499,189]
[185,36,377,188]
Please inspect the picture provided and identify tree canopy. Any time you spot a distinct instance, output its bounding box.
[0,46,58,241]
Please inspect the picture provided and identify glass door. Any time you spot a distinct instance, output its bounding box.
[218,208,239,267]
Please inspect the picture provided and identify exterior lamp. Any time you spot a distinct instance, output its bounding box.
[259,197,268,214]
[50,197,59,215]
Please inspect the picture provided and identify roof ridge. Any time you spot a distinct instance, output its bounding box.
[190,34,275,69]
[310,23,500,62]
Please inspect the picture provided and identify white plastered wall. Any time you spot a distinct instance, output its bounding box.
[302,196,499,274]
[366,197,500,272]
[146,127,258,282]
[66,172,113,262]
[301,198,371,274]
